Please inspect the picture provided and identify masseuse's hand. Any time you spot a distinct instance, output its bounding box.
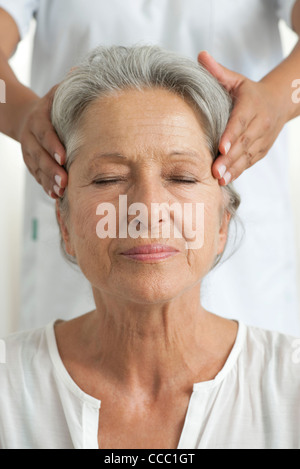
[18,84,67,199]
[198,51,287,185]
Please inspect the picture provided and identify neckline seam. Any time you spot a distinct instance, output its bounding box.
[192,321,246,391]
[45,321,101,409]
[45,319,246,399]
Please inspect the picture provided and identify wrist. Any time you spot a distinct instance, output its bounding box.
[12,86,40,142]
[259,41,300,123]
[260,76,296,126]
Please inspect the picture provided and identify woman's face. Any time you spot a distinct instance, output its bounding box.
[57,88,230,303]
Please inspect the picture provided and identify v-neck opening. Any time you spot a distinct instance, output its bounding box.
[46,319,246,449]
[177,321,246,448]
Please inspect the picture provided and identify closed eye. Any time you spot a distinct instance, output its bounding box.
[93,177,198,185]
[169,178,197,184]
[93,178,126,185]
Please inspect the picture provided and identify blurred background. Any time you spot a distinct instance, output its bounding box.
[0,19,299,337]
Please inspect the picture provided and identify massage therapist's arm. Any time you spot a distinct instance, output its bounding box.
[199,0,300,185]
[0,8,67,198]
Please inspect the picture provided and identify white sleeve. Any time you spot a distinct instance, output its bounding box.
[276,0,297,29]
[0,0,39,40]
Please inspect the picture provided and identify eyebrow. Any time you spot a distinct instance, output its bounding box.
[89,149,205,161]
[91,152,128,160]
[168,150,203,160]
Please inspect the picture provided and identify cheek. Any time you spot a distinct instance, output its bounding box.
[184,184,222,244]
[71,201,96,244]
[185,195,222,272]
[203,199,221,241]
[67,194,111,272]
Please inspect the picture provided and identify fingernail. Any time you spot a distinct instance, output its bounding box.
[54,153,62,165]
[53,185,61,196]
[218,164,227,179]
[224,142,231,155]
[55,175,62,188]
[223,171,232,185]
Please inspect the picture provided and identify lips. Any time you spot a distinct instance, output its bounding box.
[120,243,179,261]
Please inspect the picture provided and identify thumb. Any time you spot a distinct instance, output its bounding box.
[198,51,242,92]
[45,83,61,115]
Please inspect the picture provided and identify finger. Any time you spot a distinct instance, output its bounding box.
[48,190,59,200]
[198,51,243,91]
[218,104,257,157]
[218,138,268,185]
[198,52,255,158]
[28,130,68,188]
[213,117,264,178]
[37,148,68,196]
[24,158,60,199]
[23,132,68,195]
[31,121,66,167]
[45,83,60,112]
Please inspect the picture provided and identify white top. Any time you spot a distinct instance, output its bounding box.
[1,321,300,449]
[1,0,299,335]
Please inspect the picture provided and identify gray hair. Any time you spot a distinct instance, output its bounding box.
[51,44,243,268]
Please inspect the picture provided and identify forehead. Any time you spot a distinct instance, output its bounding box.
[74,88,211,164]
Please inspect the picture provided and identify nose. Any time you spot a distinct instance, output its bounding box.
[126,173,170,237]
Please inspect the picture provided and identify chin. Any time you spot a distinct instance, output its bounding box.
[112,270,189,305]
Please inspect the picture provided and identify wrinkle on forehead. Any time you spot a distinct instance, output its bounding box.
[67,87,213,170]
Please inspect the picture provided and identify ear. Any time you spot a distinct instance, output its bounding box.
[55,200,76,257]
[217,209,231,256]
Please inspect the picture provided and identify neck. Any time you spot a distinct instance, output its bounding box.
[81,285,236,397]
